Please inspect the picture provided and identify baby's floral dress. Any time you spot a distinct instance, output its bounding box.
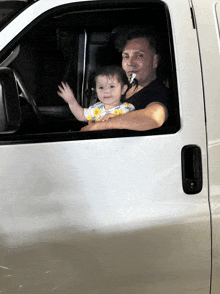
[84,102,135,121]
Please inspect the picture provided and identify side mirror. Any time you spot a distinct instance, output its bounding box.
[0,67,22,133]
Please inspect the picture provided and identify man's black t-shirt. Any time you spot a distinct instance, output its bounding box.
[121,79,168,110]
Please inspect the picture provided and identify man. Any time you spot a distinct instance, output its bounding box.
[81,26,168,132]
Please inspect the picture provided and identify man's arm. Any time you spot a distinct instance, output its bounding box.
[80,102,168,132]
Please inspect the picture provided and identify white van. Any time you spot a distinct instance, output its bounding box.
[0,0,219,293]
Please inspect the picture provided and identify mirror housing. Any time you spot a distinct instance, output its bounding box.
[0,67,22,133]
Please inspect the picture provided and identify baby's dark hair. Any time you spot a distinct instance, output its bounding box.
[94,65,128,86]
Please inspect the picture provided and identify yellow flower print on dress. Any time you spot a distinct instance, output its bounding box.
[87,115,93,121]
[113,109,120,115]
[94,108,102,117]
[84,101,134,121]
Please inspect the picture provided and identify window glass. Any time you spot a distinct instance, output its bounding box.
[0,1,31,31]
[0,1,180,143]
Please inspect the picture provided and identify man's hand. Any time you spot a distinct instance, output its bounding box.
[80,121,108,131]
[80,114,115,131]
[99,113,115,122]
[80,102,168,132]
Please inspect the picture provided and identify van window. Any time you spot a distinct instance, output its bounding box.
[0,1,180,143]
[0,1,32,31]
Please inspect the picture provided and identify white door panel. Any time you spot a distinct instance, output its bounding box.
[1,131,210,293]
[0,135,207,237]
[192,0,220,293]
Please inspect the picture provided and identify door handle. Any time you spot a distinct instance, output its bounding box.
[181,145,203,194]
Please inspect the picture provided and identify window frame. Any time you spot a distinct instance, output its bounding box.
[0,0,180,144]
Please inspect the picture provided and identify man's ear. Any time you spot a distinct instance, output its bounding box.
[122,84,128,94]
[153,54,160,69]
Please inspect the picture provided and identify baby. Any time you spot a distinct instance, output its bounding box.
[57,65,135,122]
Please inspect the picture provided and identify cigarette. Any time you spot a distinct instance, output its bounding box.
[130,73,137,84]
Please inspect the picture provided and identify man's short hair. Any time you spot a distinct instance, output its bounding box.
[114,25,159,54]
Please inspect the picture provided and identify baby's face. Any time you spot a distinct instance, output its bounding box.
[96,75,127,109]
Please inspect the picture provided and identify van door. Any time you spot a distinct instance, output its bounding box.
[192,0,220,293]
[0,1,211,293]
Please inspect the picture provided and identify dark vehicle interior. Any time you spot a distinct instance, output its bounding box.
[0,1,180,142]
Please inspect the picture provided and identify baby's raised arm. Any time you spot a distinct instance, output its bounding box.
[57,82,87,122]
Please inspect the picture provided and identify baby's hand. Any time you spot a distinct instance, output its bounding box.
[99,113,115,122]
[57,82,76,105]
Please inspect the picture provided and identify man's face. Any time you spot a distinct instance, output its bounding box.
[122,38,159,87]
